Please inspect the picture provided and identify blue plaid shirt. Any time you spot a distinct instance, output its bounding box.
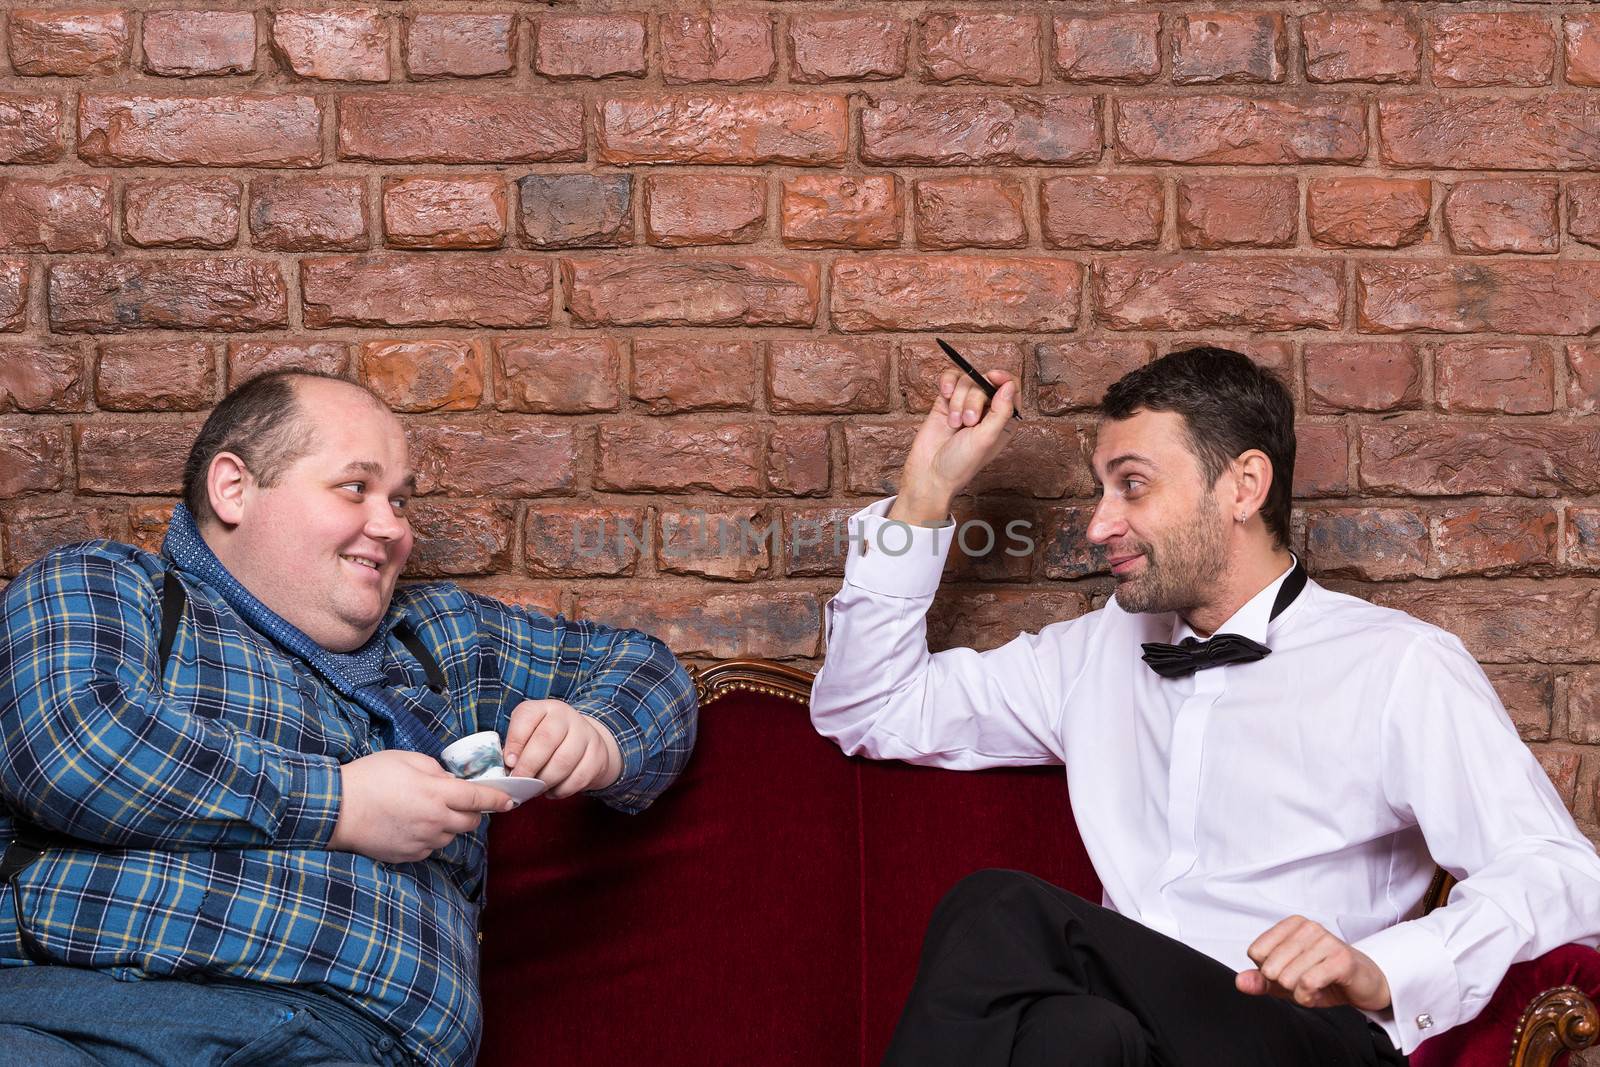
[0,534,698,1067]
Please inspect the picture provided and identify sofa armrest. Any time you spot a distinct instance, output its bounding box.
[1512,985,1598,1067]
[1411,946,1600,1067]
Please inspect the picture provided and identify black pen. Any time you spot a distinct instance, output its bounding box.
[936,338,1022,421]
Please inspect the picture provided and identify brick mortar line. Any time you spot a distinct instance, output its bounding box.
[19,174,1600,258]
[4,13,1600,655]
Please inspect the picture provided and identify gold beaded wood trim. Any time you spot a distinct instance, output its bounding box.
[689,659,815,708]
[1510,984,1599,1067]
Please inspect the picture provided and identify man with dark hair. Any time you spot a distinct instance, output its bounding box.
[811,348,1600,1066]
[179,370,321,524]
[0,371,697,1066]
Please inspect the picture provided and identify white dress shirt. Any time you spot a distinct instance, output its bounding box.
[811,499,1600,1055]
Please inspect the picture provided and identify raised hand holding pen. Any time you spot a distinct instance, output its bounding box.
[887,353,1019,528]
[937,339,1023,423]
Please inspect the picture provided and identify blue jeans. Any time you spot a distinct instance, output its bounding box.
[0,966,413,1066]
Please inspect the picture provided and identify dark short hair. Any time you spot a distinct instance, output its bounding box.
[1099,347,1296,549]
[182,370,376,527]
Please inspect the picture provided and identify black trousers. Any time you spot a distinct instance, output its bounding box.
[884,870,1410,1067]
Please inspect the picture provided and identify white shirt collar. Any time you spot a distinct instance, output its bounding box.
[1172,555,1300,645]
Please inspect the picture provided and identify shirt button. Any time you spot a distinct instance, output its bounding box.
[376,1037,394,1052]
[1416,1013,1434,1031]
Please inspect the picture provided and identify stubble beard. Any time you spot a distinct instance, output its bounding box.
[1112,498,1230,616]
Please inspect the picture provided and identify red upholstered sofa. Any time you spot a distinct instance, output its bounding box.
[480,660,1600,1067]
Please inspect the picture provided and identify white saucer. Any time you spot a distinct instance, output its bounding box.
[473,776,548,808]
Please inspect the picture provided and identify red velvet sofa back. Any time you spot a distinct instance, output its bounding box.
[479,680,1099,1066]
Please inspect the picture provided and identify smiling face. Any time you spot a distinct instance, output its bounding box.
[204,377,415,652]
[1087,408,1231,616]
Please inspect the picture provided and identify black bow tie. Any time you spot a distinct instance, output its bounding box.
[1141,633,1273,678]
[1139,562,1308,679]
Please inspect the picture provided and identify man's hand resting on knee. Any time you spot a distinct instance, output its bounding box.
[1236,915,1392,1011]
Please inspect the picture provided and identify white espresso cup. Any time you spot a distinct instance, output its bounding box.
[440,731,506,780]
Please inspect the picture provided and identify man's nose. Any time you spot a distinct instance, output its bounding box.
[1086,497,1123,545]
[365,501,407,540]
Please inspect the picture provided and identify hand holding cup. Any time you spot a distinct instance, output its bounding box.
[440,731,507,781]
[503,698,623,799]
[330,749,515,864]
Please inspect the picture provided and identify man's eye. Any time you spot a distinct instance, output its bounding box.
[390,497,410,511]
[340,482,364,494]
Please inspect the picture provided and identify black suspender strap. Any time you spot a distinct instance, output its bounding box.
[395,621,448,695]
[158,570,187,676]
[0,822,50,883]
[1,820,55,963]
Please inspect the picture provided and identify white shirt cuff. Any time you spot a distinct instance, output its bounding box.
[841,498,954,600]
[1353,919,1463,1055]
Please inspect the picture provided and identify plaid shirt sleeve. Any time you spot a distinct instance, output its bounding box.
[0,544,343,850]
[463,594,698,815]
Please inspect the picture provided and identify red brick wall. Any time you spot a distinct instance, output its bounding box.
[1,5,1597,837]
